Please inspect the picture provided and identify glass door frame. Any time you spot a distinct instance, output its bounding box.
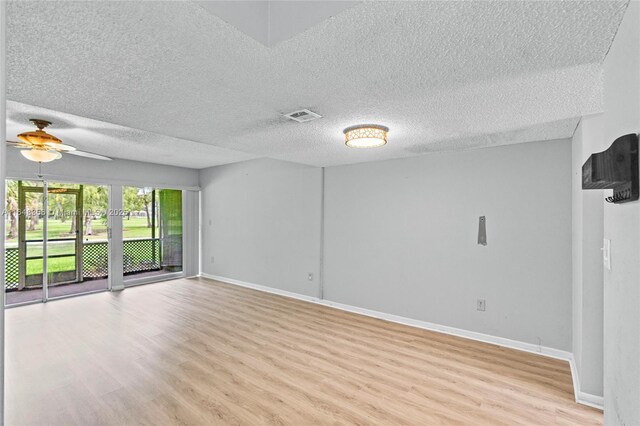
[15,181,45,302]
[122,187,186,288]
[6,178,111,307]
[5,176,191,307]
[18,182,84,299]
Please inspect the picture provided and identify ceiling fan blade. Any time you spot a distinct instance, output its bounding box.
[45,142,76,152]
[6,140,31,148]
[67,150,112,161]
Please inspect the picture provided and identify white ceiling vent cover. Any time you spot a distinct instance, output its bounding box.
[283,109,322,123]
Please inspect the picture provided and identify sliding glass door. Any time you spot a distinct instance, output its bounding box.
[123,187,183,284]
[4,179,109,306]
[4,180,185,305]
[47,183,110,299]
[45,185,81,293]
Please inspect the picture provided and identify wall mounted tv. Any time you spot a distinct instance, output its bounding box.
[582,133,639,204]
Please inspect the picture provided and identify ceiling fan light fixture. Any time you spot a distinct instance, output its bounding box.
[11,118,86,163]
[17,119,62,147]
[20,148,61,163]
[344,124,389,148]
[17,129,62,146]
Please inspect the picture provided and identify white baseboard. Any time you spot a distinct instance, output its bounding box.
[199,273,600,410]
[568,358,604,410]
[200,273,319,302]
[577,392,604,410]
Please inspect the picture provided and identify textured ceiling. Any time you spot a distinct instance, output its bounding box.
[6,101,255,169]
[195,1,359,47]
[6,0,628,168]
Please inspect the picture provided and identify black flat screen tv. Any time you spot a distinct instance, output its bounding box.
[582,133,639,204]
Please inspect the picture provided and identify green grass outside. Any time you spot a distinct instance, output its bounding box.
[26,257,76,275]
[6,217,159,275]
[5,217,157,246]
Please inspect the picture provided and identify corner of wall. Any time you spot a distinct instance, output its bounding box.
[0,0,7,418]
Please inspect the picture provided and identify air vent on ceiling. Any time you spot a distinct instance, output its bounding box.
[283,109,322,123]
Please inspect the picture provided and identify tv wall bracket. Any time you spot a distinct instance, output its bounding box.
[582,133,639,204]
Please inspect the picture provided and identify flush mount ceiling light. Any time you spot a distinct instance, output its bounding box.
[343,124,389,148]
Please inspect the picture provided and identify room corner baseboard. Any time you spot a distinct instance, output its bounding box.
[568,358,604,410]
[200,273,319,303]
[199,273,597,409]
[577,391,604,411]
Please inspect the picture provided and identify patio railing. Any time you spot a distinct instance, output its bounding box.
[5,248,18,290]
[4,238,161,290]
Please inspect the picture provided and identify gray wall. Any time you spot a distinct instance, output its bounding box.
[598,2,640,423]
[200,158,323,297]
[183,189,201,277]
[572,2,640,420]
[323,139,572,351]
[200,139,573,352]
[572,118,604,398]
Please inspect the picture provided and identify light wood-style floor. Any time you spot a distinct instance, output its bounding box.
[6,277,601,425]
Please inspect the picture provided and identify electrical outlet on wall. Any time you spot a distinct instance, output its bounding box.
[477,299,486,311]
[308,273,313,281]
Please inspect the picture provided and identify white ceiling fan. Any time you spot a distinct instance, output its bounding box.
[7,118,112,162]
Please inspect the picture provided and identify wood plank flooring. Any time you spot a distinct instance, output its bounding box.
[5,277,602,425]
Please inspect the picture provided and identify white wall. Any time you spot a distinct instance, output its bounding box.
[200,158,323,297]
[6,148,199,190]
[323,140,573,351]
[598,2,640,423]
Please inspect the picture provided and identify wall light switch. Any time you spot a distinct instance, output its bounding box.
[602,239,611,271]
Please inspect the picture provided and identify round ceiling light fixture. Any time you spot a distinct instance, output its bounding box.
[20,148,62,163]
[343,124,389,148]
